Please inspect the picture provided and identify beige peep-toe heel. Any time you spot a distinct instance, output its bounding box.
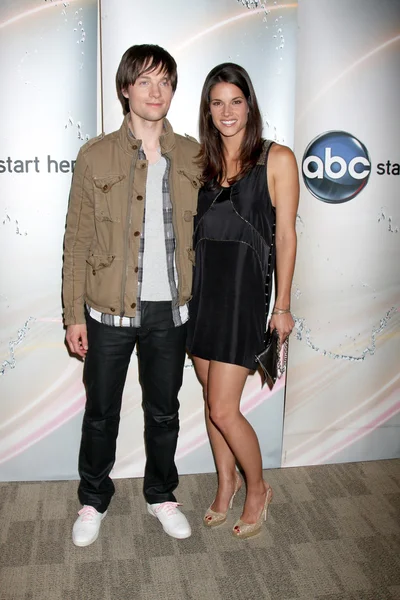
[232,483,273,539]
[203,473,242,528]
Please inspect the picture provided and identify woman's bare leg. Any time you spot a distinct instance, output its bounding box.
[192,357,239,513]
[206,360,267,523]
[193,357,268,522]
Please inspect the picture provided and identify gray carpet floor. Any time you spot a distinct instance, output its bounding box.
[0,459,399,600]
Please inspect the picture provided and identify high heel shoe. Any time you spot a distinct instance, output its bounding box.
[232,483,273,539]
[203,473,242,528]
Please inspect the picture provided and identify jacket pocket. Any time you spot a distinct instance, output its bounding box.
[177,169,200,214]
[86,253,115,275]
[187,248,195,265]
[92,174,125,222]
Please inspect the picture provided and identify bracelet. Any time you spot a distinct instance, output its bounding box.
[271,308,291,315]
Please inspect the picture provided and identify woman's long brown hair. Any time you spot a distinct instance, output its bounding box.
[197,63,264,187]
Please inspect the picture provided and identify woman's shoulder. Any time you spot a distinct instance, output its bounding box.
[268,141,296,161]
[266,141,297,174]
[256,140,294,168]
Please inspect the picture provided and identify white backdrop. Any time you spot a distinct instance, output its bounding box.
[3,0,397,483]
[0,0,98,481]
[283,0,400,466]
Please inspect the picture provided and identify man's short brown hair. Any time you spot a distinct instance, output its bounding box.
[116,44,178,114]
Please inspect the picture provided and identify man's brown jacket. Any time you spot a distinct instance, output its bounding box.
[62,115,200,325]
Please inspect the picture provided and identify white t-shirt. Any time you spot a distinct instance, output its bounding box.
[140,156,172,301]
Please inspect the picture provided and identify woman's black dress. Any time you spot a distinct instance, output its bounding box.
[187,141,276,370]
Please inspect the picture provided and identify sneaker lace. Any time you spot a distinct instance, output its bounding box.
[154,502,182,516]
[78,506,99,522]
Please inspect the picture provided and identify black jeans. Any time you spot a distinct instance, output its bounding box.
[78,302,187,513]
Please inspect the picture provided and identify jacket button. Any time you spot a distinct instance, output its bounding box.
[134,231,140,237]
[140,163,146,169]
[92,270,96,275]
[134,267,139,273]
[183,210,192,222]
[131,144,138,150]
[102,184,109,192]
[137,195,143,201]
[130,303,136,309]
[110,307,115,312]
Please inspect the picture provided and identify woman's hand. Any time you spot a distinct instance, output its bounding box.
[269,311,294,343]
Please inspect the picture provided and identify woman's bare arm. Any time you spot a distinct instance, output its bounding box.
[268,144,299,341]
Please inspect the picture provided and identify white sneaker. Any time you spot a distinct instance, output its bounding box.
[72,505,107,547]
[147,502,191,539]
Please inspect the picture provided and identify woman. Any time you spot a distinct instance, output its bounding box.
[187,63,299,538]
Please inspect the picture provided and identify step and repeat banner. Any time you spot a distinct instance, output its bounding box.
[0,0,98,480]
[1,0,398,482]
[0,0,298,480]
[282,0,400,466]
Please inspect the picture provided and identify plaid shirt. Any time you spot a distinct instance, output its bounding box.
[87,146,187,328]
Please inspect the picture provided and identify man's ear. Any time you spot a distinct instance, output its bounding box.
[121,87,129,99]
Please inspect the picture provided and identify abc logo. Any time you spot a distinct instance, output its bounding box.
[302,131,371,203]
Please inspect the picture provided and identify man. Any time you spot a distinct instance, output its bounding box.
[63,44,200,546]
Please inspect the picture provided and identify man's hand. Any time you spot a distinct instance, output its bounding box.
[66,324,88,358]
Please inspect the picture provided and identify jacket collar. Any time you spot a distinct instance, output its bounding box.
[118,113,176,155]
